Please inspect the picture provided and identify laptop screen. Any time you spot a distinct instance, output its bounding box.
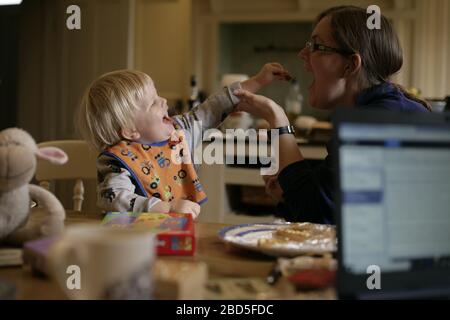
[335,112,450,298]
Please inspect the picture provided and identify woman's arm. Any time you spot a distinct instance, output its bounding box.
[233,89,335,223]
[277,154,335,224]
[233,89,304,174]
[174,63,293,155]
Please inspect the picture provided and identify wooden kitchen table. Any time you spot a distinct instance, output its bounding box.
[0,210,276,300]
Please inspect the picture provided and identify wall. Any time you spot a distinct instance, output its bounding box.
[18,0,131,142]
[412,0,450,99]
[134,0,193,105]
[17,0,132,210]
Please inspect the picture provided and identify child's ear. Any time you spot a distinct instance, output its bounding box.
[120,128,140,141]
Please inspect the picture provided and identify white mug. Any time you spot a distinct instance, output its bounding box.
[48,224,155,300]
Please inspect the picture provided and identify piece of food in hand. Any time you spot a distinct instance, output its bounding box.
[285,75,297,84]
[273,71,296,83]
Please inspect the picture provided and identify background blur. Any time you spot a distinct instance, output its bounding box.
[1,0,450,215]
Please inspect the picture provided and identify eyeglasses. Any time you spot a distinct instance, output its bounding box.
[305,40,354,56]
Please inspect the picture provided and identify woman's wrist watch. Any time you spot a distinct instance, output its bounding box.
[274,125,295,136]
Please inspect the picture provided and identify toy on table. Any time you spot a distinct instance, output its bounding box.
[22,212,196,278]
[102,212,196,255]
[0,128,67,245]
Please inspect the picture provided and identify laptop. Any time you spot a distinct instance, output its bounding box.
[333,108,450,299]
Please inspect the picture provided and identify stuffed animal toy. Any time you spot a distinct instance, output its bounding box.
[0,128,68,245]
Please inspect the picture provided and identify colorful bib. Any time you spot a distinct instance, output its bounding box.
[103,131,207,204]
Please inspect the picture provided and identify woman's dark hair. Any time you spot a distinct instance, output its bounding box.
[316,6,431,111]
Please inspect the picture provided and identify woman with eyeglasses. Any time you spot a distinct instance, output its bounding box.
[233,5,431,224]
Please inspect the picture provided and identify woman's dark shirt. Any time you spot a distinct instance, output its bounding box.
[276,82,429,224]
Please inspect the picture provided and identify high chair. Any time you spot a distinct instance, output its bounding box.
[35,140,98,211]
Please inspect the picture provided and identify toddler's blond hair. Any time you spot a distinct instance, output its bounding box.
[77,70,152,151]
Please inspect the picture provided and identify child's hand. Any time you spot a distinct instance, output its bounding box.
[241,63,293,93]
[170,199,201,219]
[254,62,293,86]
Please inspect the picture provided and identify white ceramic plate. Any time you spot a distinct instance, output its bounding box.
[218,223,336,257]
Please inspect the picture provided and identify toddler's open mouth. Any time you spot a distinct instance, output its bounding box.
[163,115,173,125]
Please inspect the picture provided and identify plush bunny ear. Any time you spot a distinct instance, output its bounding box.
[36,147,68,165]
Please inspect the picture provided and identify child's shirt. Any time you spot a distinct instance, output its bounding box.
[96,82,241,212]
